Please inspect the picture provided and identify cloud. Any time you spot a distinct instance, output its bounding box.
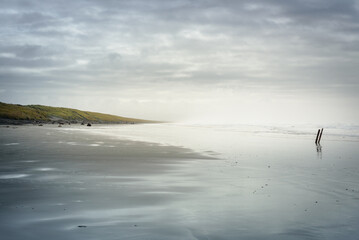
[0,0,358,123]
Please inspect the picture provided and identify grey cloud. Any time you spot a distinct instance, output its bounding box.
[15,12,54,24]
[0,44,58,59]
[0,56,69,69]
[107,53,121,63]
[0,0,359,103]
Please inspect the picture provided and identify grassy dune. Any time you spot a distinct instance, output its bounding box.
[0,102,153,124]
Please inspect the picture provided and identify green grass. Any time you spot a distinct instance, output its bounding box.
[0,102,153,123]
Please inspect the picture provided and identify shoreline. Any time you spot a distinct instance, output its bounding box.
[0,118,161,126]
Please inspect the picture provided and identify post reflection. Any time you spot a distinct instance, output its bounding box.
[316,143,322,159]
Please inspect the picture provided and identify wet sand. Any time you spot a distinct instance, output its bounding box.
[1,125,359,240]
[0,126,214,240]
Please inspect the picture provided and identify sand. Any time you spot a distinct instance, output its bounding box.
[0,125,215,240]
[1,124,359,240]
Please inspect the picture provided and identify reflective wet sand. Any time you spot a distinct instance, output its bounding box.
[1,125,359,240]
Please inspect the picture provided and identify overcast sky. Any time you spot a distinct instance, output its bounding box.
[1,0,359,124]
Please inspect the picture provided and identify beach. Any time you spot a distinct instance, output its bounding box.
[1,124,359,240]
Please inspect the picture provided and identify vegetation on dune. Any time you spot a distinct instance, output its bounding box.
[0,102,48,121]
[0,102,152,123]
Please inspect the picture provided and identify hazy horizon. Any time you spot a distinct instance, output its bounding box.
[1,0,359,125]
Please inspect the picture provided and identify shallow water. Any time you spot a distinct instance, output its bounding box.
[0,124,359,240]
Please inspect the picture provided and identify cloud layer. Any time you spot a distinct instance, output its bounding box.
[1,0,359,123]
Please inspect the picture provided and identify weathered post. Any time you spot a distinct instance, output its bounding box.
[315,129,321,144]
[318,128,323,144]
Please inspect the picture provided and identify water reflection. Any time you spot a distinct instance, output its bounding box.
[316,143,322,159]
[2,125,359,240]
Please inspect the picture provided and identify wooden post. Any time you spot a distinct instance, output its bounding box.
[315,129,321,144]
[318,128,323,144]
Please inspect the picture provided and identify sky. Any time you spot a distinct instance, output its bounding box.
[0,0,359,124]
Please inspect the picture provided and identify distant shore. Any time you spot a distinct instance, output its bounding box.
[0,102,158,125]
[0,118,142,126]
